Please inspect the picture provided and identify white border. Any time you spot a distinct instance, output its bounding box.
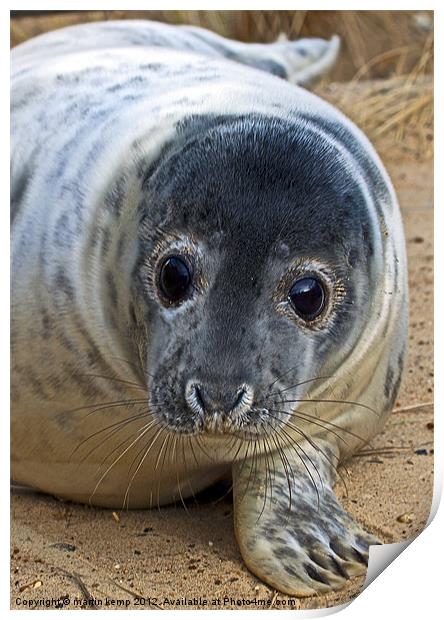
[4,3,441,618]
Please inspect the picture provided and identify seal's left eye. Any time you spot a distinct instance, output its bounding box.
[158,255,192,304]
[289,276,325,321]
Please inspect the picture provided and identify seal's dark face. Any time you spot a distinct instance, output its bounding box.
[132,114,378,438]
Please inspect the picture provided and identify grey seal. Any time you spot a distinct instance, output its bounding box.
[11,20,407,596]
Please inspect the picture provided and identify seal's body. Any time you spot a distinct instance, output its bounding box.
[11,21,407,596]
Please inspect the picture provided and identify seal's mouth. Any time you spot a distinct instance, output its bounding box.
[198,405,277,440]
[202,412,228,434]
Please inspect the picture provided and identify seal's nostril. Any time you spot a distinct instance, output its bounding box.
[232,388,246,410]
[231,385,254,413]
[185,382,206,415]
[193,384,205,411]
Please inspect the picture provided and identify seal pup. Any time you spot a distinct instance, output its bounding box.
[11,20,407,596]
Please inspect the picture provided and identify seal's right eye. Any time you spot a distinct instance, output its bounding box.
[158,255,192,304]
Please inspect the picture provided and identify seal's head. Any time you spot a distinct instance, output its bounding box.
[130,114,381,438]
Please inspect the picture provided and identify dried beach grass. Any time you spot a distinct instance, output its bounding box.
[314,33,434,160]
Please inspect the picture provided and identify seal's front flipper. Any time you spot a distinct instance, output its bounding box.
[232,441,379,596]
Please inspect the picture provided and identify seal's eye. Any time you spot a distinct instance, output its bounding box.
[158,255,192,303]
[289,277,325,321]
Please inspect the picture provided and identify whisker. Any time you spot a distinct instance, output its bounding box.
[214,435,249,505]
[61,398,147,417]
[84,400,148,419]
[278,398,379,417]
[101,417,158,473]
[269,406,371,447]
[156,432,173,510]
[126,419,162,478]
[109,355,153,379]
[243,431,259,508]
[273,422,322,509]
[268,412,345,497]
[156,431,180,513]
[181,435,198,504]
[269,411,325,456]
[194,435,215,462]
[155,431,170,471]
[122,423,166,510]
[245,436,259,510]
[170,431,179,467]
[263,433,277,504]
[71,410,149,461]
[187,435,200,469]
[269,408,349,447]
[267,373,333,393]
[175,437,190,515]
[255,436,271,523]
[88,421,156,505]
[267,365,299,390]
[235,435,253,507]
[69,411,146,459]
[79,373,146,391]
[266,425,295,516]
[212,436,245,506]
[269,414,351,499]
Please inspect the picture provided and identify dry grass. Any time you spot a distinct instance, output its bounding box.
[315,31,434,161]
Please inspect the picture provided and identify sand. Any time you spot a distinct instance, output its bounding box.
[10,115,434,611]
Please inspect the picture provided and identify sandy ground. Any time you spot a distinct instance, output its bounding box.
[10,134,433,610]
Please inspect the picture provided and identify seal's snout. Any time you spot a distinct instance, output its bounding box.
[185,381,254,427]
